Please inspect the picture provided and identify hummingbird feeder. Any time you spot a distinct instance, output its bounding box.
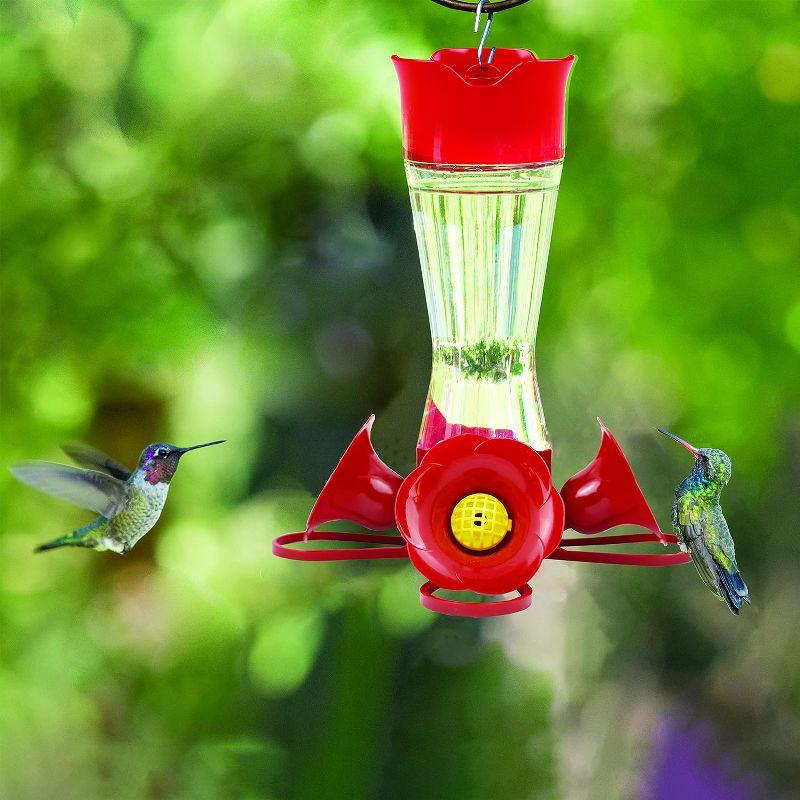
[273,0,691,616]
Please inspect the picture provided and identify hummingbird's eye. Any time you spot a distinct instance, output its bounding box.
[154,447,168,459]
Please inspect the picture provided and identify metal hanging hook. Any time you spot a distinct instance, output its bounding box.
[430,0,530,13]
[474,0,496,67]
[473,0,489,32]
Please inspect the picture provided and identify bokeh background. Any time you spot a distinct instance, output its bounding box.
[1,1,799,798]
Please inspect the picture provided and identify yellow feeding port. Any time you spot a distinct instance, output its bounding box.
[450,493,512,552]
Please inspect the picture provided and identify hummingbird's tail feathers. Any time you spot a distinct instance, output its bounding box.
[34,517,108,553]
[35,534,85,553]
[725,568,751,606]
[726,568,750,598]
[717,579,741,615]
[714,563,747,615]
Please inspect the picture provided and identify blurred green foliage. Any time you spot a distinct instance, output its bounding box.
[1,1,799,798]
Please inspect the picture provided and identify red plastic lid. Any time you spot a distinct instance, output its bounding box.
[392,48,575,165]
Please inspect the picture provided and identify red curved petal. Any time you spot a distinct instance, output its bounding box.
[395,463,443,550]
[453,537,546,595]
[538,488,566,557]
[474,437,550,473]
[420,433,488,467]
[475,438,552,506]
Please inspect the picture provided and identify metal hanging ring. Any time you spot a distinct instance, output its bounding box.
[430,0,531,13]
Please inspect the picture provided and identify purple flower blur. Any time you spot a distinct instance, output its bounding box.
[642,715,768,800]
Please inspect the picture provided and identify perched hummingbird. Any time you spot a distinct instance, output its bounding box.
[10,440,224,554]
[658,429,750,615]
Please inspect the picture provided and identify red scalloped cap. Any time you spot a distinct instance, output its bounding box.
[392,48,575,165]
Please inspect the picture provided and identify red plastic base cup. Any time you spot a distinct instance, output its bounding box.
[272,531,408,561]
[419,581,532,617]
[548,532,691,566]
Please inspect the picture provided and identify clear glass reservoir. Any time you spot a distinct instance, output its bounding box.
[406,160,563,458]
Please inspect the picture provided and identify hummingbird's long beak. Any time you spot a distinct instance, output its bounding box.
[657,428,699,457]
[175,440,225,456]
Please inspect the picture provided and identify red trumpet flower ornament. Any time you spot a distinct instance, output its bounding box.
[561,419,668,544]
[273,417,408,562]
[304,415,402,536]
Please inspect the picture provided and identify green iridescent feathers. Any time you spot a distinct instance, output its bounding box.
[662,432,750,616]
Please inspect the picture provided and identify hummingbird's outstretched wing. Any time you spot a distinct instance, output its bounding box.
[61,443,132,481]
[9,462,131,518]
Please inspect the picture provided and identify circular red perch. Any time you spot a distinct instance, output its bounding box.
[272,531,408,561]
[419,581,532,617]
[549,532,691,566]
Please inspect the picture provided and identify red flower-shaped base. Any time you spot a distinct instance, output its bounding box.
[395,435,563,596]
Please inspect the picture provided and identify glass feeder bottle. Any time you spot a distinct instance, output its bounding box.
[394,49,574,463]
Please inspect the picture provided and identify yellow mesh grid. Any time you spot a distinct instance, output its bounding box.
[450,493,512,552]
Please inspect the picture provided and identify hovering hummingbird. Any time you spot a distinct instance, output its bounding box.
[10,440,224,554]
[658,429,750,615]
